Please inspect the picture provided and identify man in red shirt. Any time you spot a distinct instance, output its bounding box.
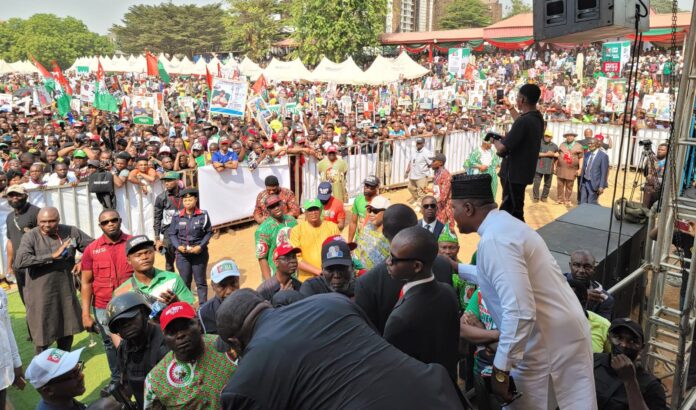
[80,209,133,382]
[317,181,346,231]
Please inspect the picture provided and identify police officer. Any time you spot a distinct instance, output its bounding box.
[153,171,184,272]
[106,292,169,409]
[168,188,212,303]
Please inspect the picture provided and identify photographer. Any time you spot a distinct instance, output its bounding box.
[642,142,667,209]
[494,84,544,221]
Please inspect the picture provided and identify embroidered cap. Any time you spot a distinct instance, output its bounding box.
[26,348,84,389]
[159,302,197,331]
[321,238,353,268]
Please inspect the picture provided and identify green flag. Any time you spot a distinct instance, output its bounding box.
[158,60,170,85]
[56,89,71,117]
[94,81,118,113]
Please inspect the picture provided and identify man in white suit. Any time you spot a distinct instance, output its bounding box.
[450,173,596,410]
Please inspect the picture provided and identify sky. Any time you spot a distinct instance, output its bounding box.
[0,0,693,34]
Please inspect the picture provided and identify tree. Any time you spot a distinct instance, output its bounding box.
[111,3,227,58]
[439,0,492,29]
[651,0,682,13]
[224,0,286,61]
[0,14,113,69]
[505,0,532,17]
[291,0,387,65]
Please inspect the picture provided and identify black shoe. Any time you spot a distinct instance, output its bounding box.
[541,197,548,202]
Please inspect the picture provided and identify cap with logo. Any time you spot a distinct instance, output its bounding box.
[273,242,301,260]
[161,171,181,180]
[364,175,380,187]
[159,302,197,331]
[148,136,161,144]
[321,239,353,268]
[25,347,85,389]
[192,142,204,151]
[219,137,230,145]
[6,185,26,195]
[158,146,171,154]
[211,259,241,284]
[317,181,332,201]
[125,235,155,256]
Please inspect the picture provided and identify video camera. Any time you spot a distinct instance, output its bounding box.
[638,139,652,148]
[483,132,504,142]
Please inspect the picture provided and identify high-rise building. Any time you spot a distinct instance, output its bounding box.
[385,0,502,33]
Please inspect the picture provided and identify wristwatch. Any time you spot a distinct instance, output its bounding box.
[493,367,509,383]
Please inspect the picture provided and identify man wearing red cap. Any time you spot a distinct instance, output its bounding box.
[143,302,237,410]
[256,243,302,301]
[255,195,298,281]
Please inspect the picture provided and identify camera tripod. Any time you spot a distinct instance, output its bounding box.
[631,142,658,205]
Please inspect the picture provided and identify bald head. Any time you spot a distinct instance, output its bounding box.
[38,207,60,235]
[382,204,418,241]
[38,207,59,219]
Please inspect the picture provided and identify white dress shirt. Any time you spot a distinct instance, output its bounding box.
[0,288,21,390]
[457,210,596,409]
[408,147,432,180]
[401,275,434,296]
[421,220,436,233]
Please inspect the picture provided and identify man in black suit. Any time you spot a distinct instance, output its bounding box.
[384,226,460,380]
[418,195,445,239]
[354,204,454,335]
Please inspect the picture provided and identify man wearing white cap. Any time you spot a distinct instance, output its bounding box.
[26,347,86,410]
[198,260,241,335]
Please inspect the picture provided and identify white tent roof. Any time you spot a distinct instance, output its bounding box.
[393,52,430,79]
[0,60,15,75]
[362,56,401,85]
[262,57,312,82]
[239,57,262,81]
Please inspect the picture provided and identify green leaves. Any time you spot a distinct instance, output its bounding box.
[439,0,492,30]
[505,0,532,18]
[224,0,285,61]
[0,14,113,68]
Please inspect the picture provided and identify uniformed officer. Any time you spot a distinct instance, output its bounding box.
[106,292,169,409]
[168,188,213,303]
[153,171,184,272]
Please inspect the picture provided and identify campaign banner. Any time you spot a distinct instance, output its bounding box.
[643,93,671,122]
[0,94,12,112]
[198,160,291,226]
[209,79,248,117]
[377,91,391,116]
[340,96,352,115]
[602,78,627,113]
[567,91,583,115]
[468,93,483,110]
[132,95,157,125]
[177,96,196,119]
[553,86,566,104]
[601,41,630,77]
[80,83,95,103]
[447,48,471,76]
[249,96,271,119]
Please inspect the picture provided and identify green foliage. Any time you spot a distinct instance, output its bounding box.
[111,3,227,57]
[650,0,681,13]
[224,0,285,61]
[0,14,113,69]
[506,0,532,17]
[439,0,492,29]
[290,0,387,65]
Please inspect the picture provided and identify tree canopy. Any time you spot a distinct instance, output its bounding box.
[505,0,532,17]
[224,0,285,61]
[439,0,492,29]
[651,0,682,13]
[290,0,386,65]
[0,14,113,69]
[111,3,227,58]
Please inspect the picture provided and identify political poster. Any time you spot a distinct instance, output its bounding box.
[249,96,271,119]
[447,48,471,76]
[247,100,272,138]
[177,96,196,119]
[644,93,671,121]
[468,93,483,110]
[553,86,566,104]
[33,86,52,108]
[602,78,627,113]
[0,94,12,112]
[132,95,157,125]
[340,96,352,114]
[80,83,95,103]
[209,79,248,117]
[601,41,631,77]
[377,91,391,116]
[567,91,583,115]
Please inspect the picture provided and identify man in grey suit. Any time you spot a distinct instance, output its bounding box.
[580,138,609,205]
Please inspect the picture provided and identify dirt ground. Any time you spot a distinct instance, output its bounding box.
[193,167,644,293]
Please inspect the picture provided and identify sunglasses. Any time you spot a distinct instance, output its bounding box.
[266,202,281,210]
[387,253,422,265]
[367,207,385,214]
[422,203,437,209]
[99,217,120,227]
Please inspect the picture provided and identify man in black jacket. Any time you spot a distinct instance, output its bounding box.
[495,84,544,222]
[153,171,183,271]
[354,204,454,335]
[384,226,460,380]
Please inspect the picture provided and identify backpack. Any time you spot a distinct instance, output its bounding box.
[88,171,116,209]
[614,198,649,224]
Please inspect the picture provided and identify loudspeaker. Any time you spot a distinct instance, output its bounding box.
[533,0,650,43]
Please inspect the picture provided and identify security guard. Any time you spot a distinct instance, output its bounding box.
[107,292,169,409]
[168,188,212,303]
[153,171,184,272]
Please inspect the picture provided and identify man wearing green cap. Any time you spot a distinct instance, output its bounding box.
[154,171,184,272]
[438,227,476,311]
[289,199,340,282]
[70,149,89,181]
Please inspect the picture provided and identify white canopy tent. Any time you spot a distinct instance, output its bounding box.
[0,60,15,75]
[239,57,262,81]
[393,52,430,79]
[262,57,312,82]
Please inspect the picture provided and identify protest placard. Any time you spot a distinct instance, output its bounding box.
[132,95,157,125]
[0,94,12,112]
[210,78,248,117]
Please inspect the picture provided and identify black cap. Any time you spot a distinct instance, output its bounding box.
[363,175,380,187]
[609,318,644,344]
[321,239,353,268]
[430,152,446,163]
[264,175,279,187]
[451,174,494,201]
[125,235,155,256]
[179,188,198,198]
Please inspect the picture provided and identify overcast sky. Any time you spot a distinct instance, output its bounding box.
[0,0,692,34]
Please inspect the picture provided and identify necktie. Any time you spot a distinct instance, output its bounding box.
[586,153,595,172]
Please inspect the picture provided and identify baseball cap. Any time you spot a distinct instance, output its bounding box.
[415,137,425,144]
[304,198,322,211]
[219,137,230,145]
[317,181,332,201]
[544,129,553,137]
[326,145,338,153]
[595,134,605,142]
[73,149,87,159]
[6,185,26,195]
[114,124,125,132]
[73,121,84,127]
[191,142,204,151]
[125,235,155,256]
[368,195,391,210]
[159,302,197,331]
[364,175,380,187]
[265,195,282,208]
[161,171,180,180]
[210,260,241,284]
[87,159,100,168]
[148,136,161,144]
[273,242,301,261]
[322,235,357,251]
[430,152,446,163]
[321,238,353,268]
[158,146,171,154]
[26,348,85,389]
[609,318,644,344]
[180,188,198,198]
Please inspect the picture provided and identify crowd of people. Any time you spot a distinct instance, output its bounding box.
[0,44,679,409]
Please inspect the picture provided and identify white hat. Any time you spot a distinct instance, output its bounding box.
[368,195,391,210]
[26,347,84,389]
[148,136,161,144]
[191,142,204,151]
[210,259,240,284]
[158,145,171,154]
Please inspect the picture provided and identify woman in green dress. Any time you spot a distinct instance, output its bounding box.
[464,138,501,197]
